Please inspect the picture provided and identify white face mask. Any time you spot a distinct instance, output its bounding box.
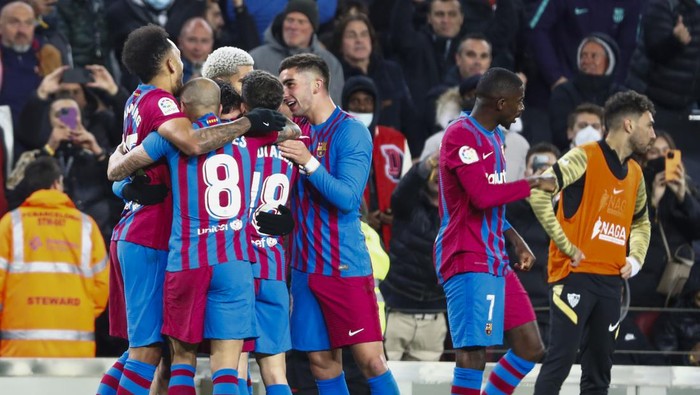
[574,125,602,146]
[348,111,373,128]
[144,0,174,11]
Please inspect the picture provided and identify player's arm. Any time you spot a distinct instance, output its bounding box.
[504,224,536,271]
[278,123,371,214]
[529,147,588,258]
[627,176,651,275]
[107,133,173,181]
[157,108,286,156]
[306,126,371,213]
[446,133,536,209]
[276,117,302,143]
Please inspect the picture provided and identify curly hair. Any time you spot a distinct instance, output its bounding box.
[121,25,172,83]
[202,47,254,80]
[604,91,655,131]
[241,70,284,110]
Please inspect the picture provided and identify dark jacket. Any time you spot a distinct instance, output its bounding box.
[106,0,207,89]
[390,0,462,153]
[380,161,445,312]
[642,0,700,110]
[339,55,416,145]
[630,171,700,308]
[528,0,641,86]
[549,33,622,151]
[57,0,111,69]
[653,278,700,365]
[461,0,519,70]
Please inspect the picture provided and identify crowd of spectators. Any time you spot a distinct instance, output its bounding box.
[0,0,699,367]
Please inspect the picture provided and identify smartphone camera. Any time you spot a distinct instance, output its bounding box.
[667,151,675,160]
[531,154,550,173]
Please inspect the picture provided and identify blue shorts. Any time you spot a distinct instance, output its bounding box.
[117,241,167,347]
[253,278,291,355]
[444,272,505,348]
[163,261,257,343]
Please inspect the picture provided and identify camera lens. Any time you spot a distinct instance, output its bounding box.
[667,152,675,159]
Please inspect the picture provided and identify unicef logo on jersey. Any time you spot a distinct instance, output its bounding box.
[229,219,243,231]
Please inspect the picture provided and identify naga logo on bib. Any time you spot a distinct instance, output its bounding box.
[590,216,627,245]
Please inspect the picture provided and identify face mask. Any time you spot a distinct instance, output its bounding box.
[574,125,602,146]
[144,0,174,11]
[348,111,373,128]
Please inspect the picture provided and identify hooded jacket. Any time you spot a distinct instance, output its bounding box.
[549,33,622,151]
[250,13,344,104]
[653,275,700,365]
[342,76,411,247]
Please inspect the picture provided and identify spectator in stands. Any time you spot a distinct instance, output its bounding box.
[631,132,700,308]
[19,63,128,153]
[626,0,700,161]
[0,156,108,357]
[526,0,641,144]
[390,0,464,154]
[380,147,446,361]
[177,17,214,82]
[203,0,258,50]
[29,0,71,64]
[506,143,561,346]
[56,0,111,70]
[250,0,345,103]
[10,96,118,243]
[330,13,414,140]
[653,269,700,365]
[107,0,207,89]
[460,0,519,70]
[549,33,621,151]
[566,103,605,150]
[222,0,338,45]
[443,33,492,88]
[342,76,411,248]
[0,1,62,145]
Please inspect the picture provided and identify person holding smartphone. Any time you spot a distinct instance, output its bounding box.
[630,131,700,308]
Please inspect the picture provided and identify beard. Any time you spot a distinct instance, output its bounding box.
[10,43,31,53]
[172,76,184,97]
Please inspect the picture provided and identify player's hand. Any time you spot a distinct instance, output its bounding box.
[37,65,69,100]
[379,209,393,225]
[514,242,536,271]
[570,247,585,267]
[122,174,169,205]
[278,139,313,165]
[620,256,641,279]
[255,205,295,236]
[527,174,557,192]
[367,210,382,231]
[243,108,286,133]
[85,64,119,96]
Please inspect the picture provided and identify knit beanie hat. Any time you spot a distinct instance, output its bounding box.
[284,0,320,31]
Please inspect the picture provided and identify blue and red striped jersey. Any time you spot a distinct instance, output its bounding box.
[288,108,373,277]
[434,113,531,284]
[111,84,186,251]
[142,112,275,271]
[249,118,310,281]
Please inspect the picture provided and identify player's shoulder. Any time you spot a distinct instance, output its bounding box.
[140,89,179,114]
[443,115,480,148]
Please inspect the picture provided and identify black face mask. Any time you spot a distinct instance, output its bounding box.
[643,157,665,186]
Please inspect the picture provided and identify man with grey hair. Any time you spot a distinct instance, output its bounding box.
[0,1,63,138]
[202,46,255,92]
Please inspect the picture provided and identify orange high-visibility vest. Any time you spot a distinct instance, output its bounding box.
[0,189,108,357]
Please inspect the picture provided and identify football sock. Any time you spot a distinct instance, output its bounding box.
[483,349,535,395]
[367,370,400,395]
[96,351,128,395]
